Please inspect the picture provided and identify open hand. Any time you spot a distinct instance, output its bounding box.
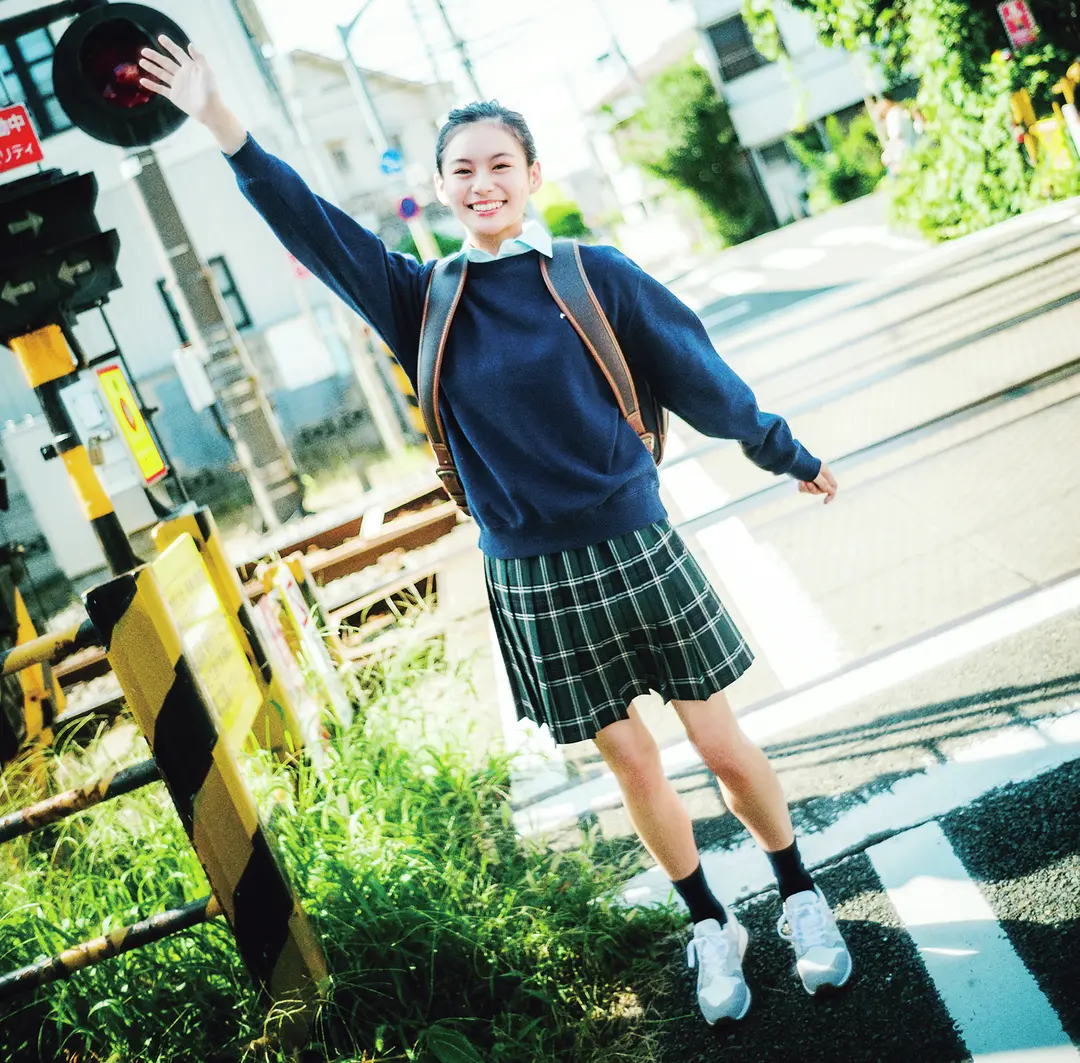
[798,461,837,505]
[138,35,219,124]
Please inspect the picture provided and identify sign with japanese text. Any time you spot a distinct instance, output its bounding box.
[96,363,168,484]
[998,1,1039,49]
[0,105,44,175]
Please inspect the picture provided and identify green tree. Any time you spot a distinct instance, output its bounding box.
[616,56,772,245]
[743,0,1080,238]
[543,202,592,239]
[788,112,886,212]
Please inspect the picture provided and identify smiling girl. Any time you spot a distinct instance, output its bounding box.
[140,36,850,1026]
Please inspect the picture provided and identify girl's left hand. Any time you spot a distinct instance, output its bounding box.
[798,461,837,505]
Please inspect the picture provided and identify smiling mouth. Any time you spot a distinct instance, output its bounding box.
[469,201,506,215]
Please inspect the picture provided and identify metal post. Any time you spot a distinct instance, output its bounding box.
[432,0,484,98]
[0,894,222,1003]
[7,325,139,575]
[336,17,442,261]
[0,758,159,845]
[83,564,328,1036]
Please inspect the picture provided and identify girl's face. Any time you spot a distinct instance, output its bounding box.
[434,121,542,254]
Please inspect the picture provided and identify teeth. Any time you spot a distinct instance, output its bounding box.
[471,202,503,213]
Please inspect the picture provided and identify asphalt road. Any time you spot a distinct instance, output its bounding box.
[510,196,1080,1061]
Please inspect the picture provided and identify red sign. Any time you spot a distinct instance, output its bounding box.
[0,105,44,174]
[998,1,1039,49]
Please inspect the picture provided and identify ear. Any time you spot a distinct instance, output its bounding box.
[433,170,449,207]
[528,160,543,194]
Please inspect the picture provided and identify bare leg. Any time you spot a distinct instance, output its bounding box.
[673,690,793,852]
[593,703,700,880]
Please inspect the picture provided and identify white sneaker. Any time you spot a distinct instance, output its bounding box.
[685,916,751,1024]
[776,889,853,995]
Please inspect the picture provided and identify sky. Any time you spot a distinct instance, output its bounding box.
[254,0,699,177]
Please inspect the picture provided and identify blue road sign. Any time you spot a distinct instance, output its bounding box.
[397,196,420,221]
[380,148,404,175]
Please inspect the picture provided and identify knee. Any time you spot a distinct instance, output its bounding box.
[598,724,663,793]
[691,726,756,784]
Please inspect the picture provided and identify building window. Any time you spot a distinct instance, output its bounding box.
[706,17,771,81]
[157,256,252,344]
[0,27,72,137]
[208,256,252,331]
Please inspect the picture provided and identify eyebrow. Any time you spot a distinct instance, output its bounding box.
[448,152,516,166]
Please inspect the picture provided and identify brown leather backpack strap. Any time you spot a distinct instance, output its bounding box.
[539,240,653,454]
[418,254,470,511]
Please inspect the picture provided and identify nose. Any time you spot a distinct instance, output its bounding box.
[470,171,495,196]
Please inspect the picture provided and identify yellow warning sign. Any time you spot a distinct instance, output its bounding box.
[96,363,167,484]
[154,534,262,751]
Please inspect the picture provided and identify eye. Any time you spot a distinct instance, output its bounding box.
[494,163,510,170]
[454,169,471,176]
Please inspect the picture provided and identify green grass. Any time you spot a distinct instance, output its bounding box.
[0,632,685,1062]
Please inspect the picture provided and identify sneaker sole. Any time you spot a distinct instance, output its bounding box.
[801,953,854,997]
[705,985,752,1025]
[704,921,752,1024]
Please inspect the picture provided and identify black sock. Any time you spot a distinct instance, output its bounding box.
[671,864,728,925]
[766,840,815,900]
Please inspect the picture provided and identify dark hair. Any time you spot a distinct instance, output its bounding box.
[435,101,537,173]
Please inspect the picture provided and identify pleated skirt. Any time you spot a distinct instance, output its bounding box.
[484,520,754,746]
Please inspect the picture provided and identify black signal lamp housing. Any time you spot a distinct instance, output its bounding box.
[53,2,190,147]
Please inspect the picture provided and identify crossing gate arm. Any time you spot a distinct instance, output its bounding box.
[0,618,100,678]
[82,564,328,1036]
[0,894,223,1003]
[0,758,160,846]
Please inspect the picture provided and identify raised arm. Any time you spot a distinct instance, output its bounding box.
[138,35,428,368]
[595,249,835,501]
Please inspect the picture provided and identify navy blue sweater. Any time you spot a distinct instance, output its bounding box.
[226,137,821,559]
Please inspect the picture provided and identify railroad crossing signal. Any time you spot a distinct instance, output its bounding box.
[0,170,120,342]
[52,2,190,148]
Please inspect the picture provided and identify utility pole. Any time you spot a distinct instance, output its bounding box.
[337,13,441,261]
[431,0,485,99]
[124,150,302,530]
[591,0,642,92]
[407,0,450,108]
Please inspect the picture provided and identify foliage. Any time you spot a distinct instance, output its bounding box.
[543,202,592,239]
[788,112,886,212]
[395,229,463,261]
[0,632,682,1063]
[616,56,772,245]
[745,0,1080,239]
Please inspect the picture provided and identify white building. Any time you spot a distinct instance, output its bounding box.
[692,0,882,224]
[0,0,447,465]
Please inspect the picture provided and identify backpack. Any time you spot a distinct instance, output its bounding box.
[416,238,667,515]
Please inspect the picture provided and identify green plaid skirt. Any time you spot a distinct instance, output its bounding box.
[484,521,754,746]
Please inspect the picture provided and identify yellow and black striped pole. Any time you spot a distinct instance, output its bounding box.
[8,325,138,575]
[379,340,426,440]
[0,758,159,845]
[83,564,328,1034]
[0,894,222,1003]
[152,507,305,760]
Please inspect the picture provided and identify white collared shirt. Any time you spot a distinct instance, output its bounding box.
[456,219,553,263]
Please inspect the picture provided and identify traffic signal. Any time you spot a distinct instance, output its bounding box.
[0,170,121,343]
[53,2,190,148]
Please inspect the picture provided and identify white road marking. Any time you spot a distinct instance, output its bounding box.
[869,822,1079,1062]
[759,248,827,270]
[619,709,1080,906]
[700,300,751,329]
[709,270,763,296]
[513,574,1080,833]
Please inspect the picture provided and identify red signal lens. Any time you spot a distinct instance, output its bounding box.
[78,19,155,109]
